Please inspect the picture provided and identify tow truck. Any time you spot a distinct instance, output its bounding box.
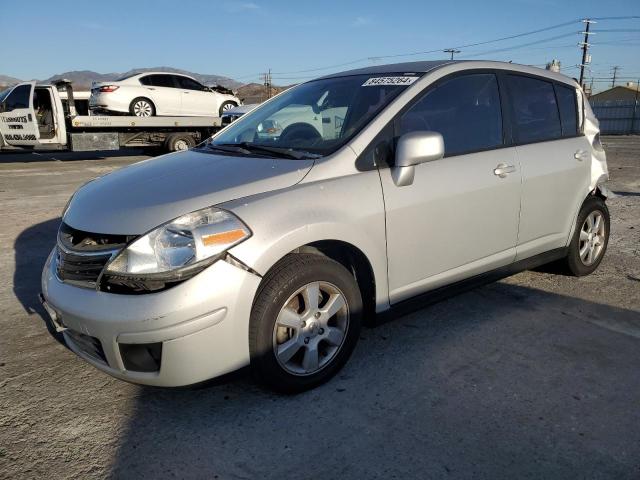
[0,80,222,154]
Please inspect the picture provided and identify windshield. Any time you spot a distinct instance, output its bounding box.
[208,73,419,157]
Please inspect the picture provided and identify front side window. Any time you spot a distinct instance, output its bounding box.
[208,73,418,157]
[399,73,503,156]
[3,85,31,111]
[555,84,578,137]
[507,75,561,144]
[177,76,205,91]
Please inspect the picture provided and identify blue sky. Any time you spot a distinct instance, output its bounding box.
[2,0,639,90]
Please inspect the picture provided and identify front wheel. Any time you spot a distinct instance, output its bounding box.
[249,254,363,393]
[219,101,237,117]
[562,196,610,276]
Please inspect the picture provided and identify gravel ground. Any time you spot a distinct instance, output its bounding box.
[1,138,639,479]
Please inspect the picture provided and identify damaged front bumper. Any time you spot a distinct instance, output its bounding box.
[41,248,261,386]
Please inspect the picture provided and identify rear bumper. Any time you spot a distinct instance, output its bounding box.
[41,248,261,386]
[89,93,130,114]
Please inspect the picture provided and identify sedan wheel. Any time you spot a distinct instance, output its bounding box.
[132,99,154,117]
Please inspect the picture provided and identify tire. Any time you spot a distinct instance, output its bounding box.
[129,97,155,117]
[219,101,237,117]
[164,133,196,152]
[561,196,610,276]
[249,253,363,393]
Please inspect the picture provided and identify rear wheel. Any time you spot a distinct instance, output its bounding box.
[219,101,237,117]
[249,254,363,393]
[129,97,155,117]
[164,133,196,152]
[561,196,610,276]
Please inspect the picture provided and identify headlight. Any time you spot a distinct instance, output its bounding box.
[102,207,250,293]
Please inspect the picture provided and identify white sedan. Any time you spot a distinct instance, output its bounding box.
[89,72,241,117]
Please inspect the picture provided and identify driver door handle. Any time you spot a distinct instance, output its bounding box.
[494,163,516,178]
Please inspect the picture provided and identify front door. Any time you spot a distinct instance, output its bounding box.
[177,76,218,116]
[0,82,40,147]
[378,72,521,303]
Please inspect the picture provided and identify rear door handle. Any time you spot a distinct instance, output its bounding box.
[574,149,589,161]
[146,87,156,90]
[494,163,516,178]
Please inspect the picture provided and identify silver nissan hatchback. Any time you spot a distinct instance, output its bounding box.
[41,60,610,392]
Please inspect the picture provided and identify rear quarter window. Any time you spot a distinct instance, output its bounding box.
[507,75,561,144]
[555,84,578,137]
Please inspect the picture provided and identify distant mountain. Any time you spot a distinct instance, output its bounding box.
[0,74,22,87]
[236,83,291,104]
[0,67,244,90]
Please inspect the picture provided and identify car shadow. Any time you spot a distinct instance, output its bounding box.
[105,282,640,479]
[0,148,149,164]
[13,217,64,343]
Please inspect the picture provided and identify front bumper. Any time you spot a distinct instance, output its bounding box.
[41,249,261,386]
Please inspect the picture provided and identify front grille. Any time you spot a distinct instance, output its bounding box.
[56,222,134,289]
[56,248,113,287]
[65,329,107,364]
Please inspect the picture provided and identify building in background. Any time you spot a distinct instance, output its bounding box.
[590,82,640,102]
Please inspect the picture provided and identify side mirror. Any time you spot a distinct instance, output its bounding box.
[392,131,444,186]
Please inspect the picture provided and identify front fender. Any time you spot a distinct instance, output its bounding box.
[223,172,390,312]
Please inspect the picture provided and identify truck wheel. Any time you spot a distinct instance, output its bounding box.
[219,101,237,117]
[561,196,610,276]
[249,254,363,393]
[130,98,155,117]
[165,133,196,152]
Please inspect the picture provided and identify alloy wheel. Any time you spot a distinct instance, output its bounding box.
[579,210,606,266]
[133,100,153,117]
[272,281,349,376]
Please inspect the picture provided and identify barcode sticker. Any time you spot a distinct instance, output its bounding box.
[362,76,419,87]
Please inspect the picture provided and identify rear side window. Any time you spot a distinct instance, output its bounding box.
[145,75,176,88]
[555,84,578,137]
[399,73,503,156]
[507,75,561,144]
[139,76,152,86]
[3,85,31,110]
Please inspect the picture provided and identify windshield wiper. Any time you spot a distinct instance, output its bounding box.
[201,143,253,155]
[218,142,321,160]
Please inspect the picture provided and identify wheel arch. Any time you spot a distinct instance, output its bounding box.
[129,96,156,114]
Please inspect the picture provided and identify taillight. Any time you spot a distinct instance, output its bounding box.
[99,85,119,93]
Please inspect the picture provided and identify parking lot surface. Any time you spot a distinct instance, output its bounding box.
[1,139,639,479]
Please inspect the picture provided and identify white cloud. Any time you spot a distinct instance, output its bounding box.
[352,16,373,27]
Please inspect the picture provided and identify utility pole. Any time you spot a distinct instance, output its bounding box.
[444,48,461,60]
[262,69,272,101]
[578,18,595,89]
[611,66,620,87]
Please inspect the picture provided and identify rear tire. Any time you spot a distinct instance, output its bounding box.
[129,97,155,117]
[560,196,610,276]
[164,133,196,152]
[219,101,237,117]
[249,254,363,393]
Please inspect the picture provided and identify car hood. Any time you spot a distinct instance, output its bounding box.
[64,150,314,235]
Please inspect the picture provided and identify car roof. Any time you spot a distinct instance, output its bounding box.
[316,59,577,86]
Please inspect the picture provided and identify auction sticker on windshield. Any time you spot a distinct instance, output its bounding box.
[362,76,418,86]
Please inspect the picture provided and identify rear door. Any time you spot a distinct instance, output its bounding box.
[140,74,182,115]
[0,82,40,147]
[504,74,592,260]
[176,76,218,116]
